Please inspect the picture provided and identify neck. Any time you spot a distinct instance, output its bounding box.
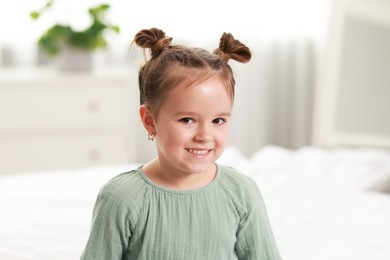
[142,158,217,190]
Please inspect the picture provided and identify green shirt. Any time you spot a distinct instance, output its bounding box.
[81,164,281,260]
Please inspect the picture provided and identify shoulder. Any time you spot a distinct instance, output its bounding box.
[217,164,262,210]
[96,168,150,213]
[218,164,260,195]
[101,168,145,192]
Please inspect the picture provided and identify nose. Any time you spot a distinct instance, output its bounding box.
[194,124,212,142]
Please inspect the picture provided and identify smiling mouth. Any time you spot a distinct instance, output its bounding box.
[186,148,211,155]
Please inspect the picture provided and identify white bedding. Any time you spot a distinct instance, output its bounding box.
[0,145,389,260]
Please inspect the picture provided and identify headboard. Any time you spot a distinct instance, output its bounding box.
[312,0,390,148]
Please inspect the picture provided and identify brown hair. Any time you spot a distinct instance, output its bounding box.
[133,27,251,116]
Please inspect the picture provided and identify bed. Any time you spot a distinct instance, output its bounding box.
[1,145,390,260]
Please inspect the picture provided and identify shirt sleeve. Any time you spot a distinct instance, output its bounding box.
[80,184,131,260]
[235,179,282,260]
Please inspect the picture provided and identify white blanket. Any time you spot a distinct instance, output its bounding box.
[1,146,389,260]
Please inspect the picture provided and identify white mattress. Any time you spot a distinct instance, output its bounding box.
[0,145,389,260]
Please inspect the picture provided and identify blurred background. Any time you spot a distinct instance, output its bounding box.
[1,0,389,174]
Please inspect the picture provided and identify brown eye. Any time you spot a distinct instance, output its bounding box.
[179,118,194,124]
[212,118,226,125]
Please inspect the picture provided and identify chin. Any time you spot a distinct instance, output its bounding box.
[184,162,215,175]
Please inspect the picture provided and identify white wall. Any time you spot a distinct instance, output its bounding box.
[0,0,330,66]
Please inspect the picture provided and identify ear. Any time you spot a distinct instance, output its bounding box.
[139,105,156,134]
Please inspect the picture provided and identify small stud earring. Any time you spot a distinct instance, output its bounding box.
[147,133,155,141]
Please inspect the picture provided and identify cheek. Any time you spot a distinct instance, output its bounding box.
[159,125,189,144]
[215,127,230,144]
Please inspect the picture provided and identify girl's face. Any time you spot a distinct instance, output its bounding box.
[152,77,232,177]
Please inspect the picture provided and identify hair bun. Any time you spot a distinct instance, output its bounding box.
[214,32,251,63]
[134,28,172,58]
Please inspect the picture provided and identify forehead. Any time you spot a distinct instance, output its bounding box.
[166,66,233,98]
[167,77,232,108]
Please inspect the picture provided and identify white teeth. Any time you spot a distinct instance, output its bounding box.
[187,149,209,155]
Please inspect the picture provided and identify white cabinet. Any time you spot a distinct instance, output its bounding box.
[0,68,139,174]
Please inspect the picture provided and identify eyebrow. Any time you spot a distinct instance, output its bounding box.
[174,111,231,117]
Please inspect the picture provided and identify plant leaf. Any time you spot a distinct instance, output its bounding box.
[30,11,40,20]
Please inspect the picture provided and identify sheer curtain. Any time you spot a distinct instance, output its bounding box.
[229,38,318,156]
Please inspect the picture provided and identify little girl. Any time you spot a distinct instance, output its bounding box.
[81,27,281,259]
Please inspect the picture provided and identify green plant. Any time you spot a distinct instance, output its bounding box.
[31,0,120,56]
